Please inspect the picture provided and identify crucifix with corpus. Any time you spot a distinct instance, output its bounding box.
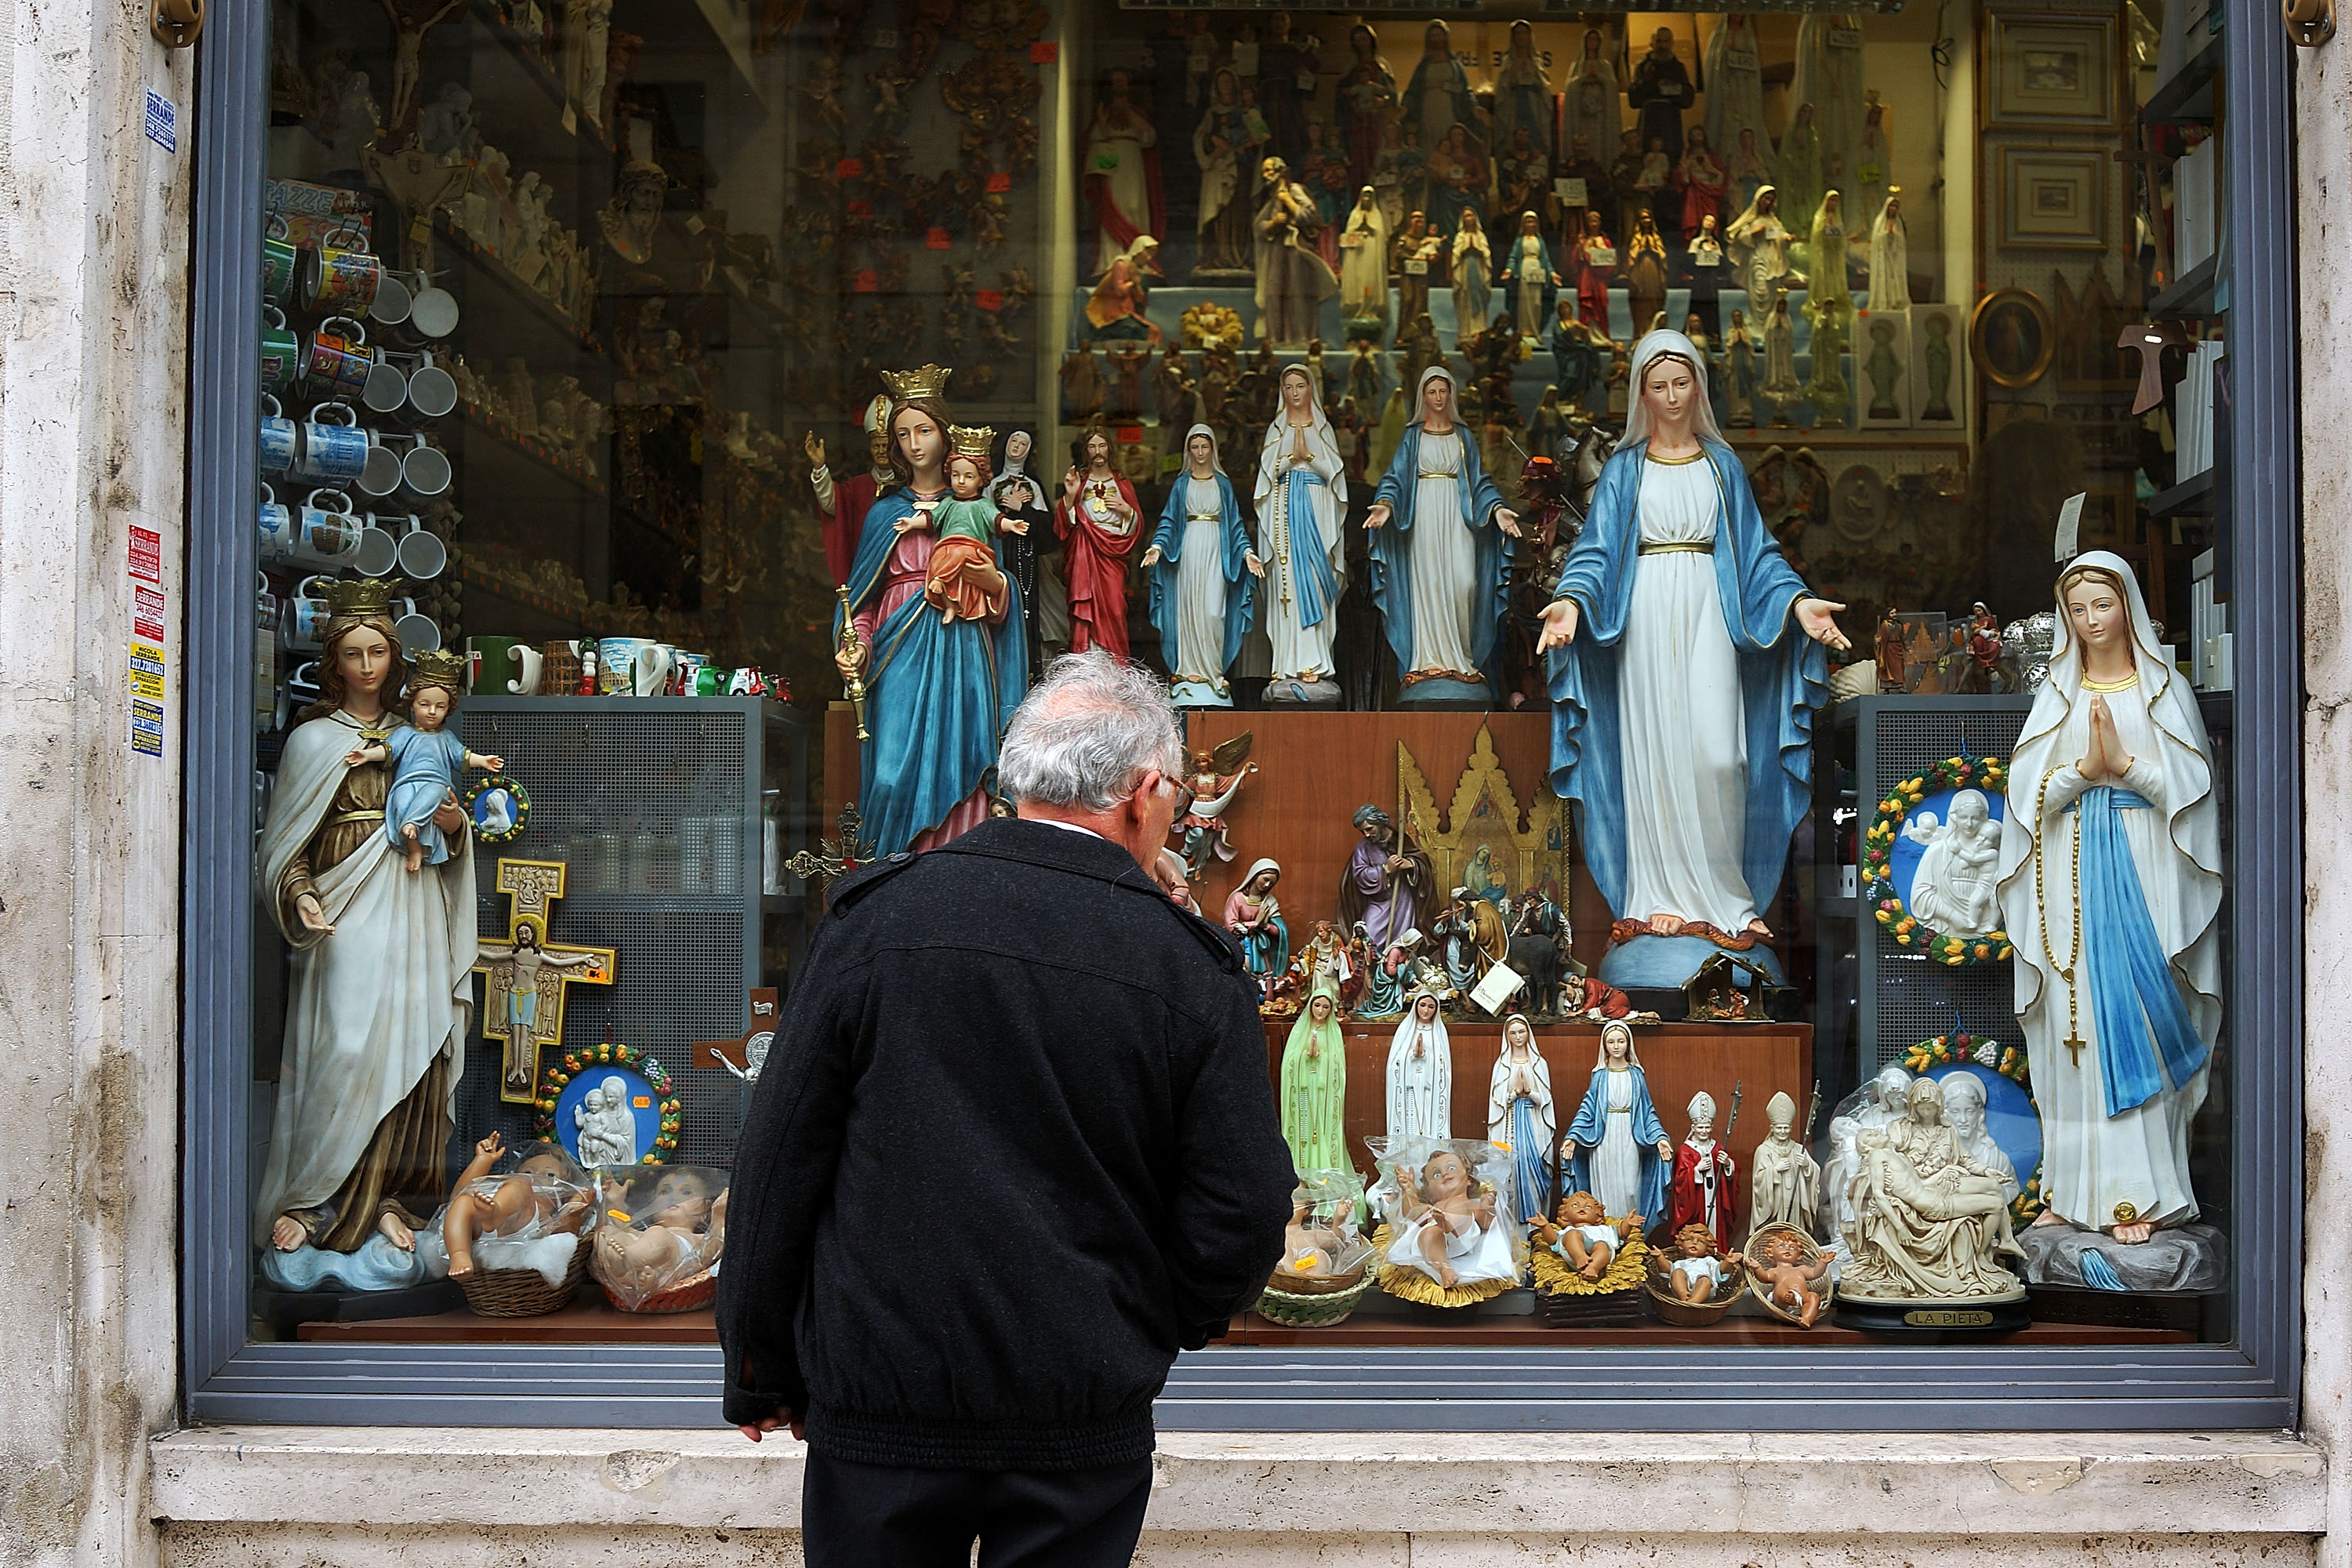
[474,858,616,1104]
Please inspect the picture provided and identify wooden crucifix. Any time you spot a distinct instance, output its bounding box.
[474,858,616,1104]
[696,987,779,1084]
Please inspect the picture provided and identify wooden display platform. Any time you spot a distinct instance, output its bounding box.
[1223,1312,2195,1348]
[297,1299,713,1343]
[1265,1017,1813,1200]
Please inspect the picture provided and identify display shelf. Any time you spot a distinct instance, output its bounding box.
[2150,468,2217,519]
[614,0,768,107]
[458,561,593,630]
[2143,34,2224,125]
[299,1299,712,1343]
[465,0,621,165]
[458,401,608,495]
[2151,255,2221,318]
[1224,1314,2196,1348]
[435,214,608,361]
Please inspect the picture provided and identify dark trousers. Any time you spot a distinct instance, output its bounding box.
[802,1451,1154,1568]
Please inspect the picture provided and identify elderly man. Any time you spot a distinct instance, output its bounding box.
[719,651,1294,1567]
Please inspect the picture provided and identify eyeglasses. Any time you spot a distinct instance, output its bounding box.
[1158,775,1195,818]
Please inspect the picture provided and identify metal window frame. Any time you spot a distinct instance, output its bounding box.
[182,0,2302,1428]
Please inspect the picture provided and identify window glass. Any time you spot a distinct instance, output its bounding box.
[244,0,2234,1353]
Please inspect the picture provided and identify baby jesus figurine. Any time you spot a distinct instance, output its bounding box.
[377,1131,591,1282]
[906,432,1022,626]
[1388,1149,1497,1288]
[593,1165,729,1307]
[1280,1196,1359,1278]
[345,655,502,872]
[1746,1227,1833,1327]
[1529,1189,1643,1283]
[1657,1221,1743,1304]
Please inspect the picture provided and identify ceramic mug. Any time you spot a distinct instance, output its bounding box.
[400,351,459,419]
[260,304,300,395]
[360,352,410,415]
[366,267,415,328]
[293,403,372,484]
[281,584,418,651]
[633,643,677,698]
[354,425,407,499]
[466,636,544,695]
[303,317,375,401]
[260,486,364,571]
[395,611,444,654]
[300,226,383,318]
[395,521,448,579]
[596,636,651,696]
[395,278,460,343]
[259,394,298,475]
[399,437,452,498]
[261,217,298,305]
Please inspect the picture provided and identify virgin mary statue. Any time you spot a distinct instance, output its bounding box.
[1366,365,1521,703]
[1252,363,1349,705]
[1997,553,2220,1245]
[1539,329,1849,991]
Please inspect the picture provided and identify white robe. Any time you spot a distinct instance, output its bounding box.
[1509,234,1549,338]
[1171,476,1232,684]
[1253,412,1348,682]
[1340,202,1390,317]
[1399,430,1483,679]
[1563,54,1621,165]
[1592,1068,1642,1219]
[1868,209,1911,312]
[252,710,477,1243]
[1703,16,1769,164]
[1386,1017,1453,1139]
[1617,456,1758,931]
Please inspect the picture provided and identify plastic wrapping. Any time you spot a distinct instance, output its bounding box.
[1367,1136,1525,1305]
[1274,1167,1374,1287]
[590,1163,729,1310]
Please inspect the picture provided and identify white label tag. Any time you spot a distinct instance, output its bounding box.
[1471,962,1525,1015]
[1557,177,1588,205]
[2055,492,2086,561]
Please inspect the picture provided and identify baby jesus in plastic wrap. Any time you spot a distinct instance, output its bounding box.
[594,1166,730,1301]
[1530,1189,1643,1282]
[1747,1228,1833,1326]
[1388,1149,1499,1288]
[383,1131,591,1282]
[1282,1197,1356,1277]
[1659,1221,1742,1304]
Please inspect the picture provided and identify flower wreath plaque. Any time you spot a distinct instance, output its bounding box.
[1862,753,2016,965]
[535,1040,684,1165]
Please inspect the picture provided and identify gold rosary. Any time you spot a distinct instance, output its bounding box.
[2032,764,2088,1067]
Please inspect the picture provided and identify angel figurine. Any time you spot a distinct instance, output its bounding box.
[1171,731,1258,885]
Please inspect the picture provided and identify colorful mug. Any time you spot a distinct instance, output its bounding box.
[259,394,298,475]
[259,486,363,571]
[292,403,371,484]
[465,637,544,695]
[260,303,300,394]
[301,226,383,318]
[261,217,298,305]
[303,316,375,401]
[596,637,652,695]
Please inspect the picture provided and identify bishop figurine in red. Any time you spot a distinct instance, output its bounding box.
[1666,1089,1739,1253]
[1056,425,1142,656]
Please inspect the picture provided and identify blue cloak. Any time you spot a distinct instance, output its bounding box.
[1544,439,1827,916]
[1499,232,1559,325]
[1145,468,1256,681]
[1367,419,1513,691]
[1563,1063,1669,1221]
[838,491,1029,856]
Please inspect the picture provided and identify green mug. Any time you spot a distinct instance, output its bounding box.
[262,218,297,304]
[260,303,299,394]
[463,636,539,695]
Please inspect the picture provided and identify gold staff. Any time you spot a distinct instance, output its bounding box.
[835,586,870,742]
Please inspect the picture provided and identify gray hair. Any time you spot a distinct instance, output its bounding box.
[997,651,1182,811]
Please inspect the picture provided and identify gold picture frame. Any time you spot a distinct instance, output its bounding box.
[1998,147,2108,251]
[1969,288,2056,390]
[1983,11,2121,129]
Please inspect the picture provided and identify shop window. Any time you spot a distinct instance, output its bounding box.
[184,0,2299,1425]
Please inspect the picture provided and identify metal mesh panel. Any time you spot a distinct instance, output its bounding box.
[453,699,762,1169]
[1862,700,2033,1067]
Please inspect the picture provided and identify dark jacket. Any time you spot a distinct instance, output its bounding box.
[717,817,1294,1472]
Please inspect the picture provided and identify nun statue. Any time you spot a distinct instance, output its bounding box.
[1143,423,1258,706]
[1385,986,1453,1140]
[1365,365,1522,705]
[1252,363,1350,706]
[1487,1013,1557,1227]
[1561,1019,1671,1224]
[989,429,1051,676]
[1997,553,2221,1252]
[1537,328,1850,994]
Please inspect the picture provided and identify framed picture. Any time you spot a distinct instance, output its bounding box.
[1969,288,2055,389]
[1855,310,1912,429]
[1998,147,2107,249]
[1984,12,2119,128]
[1910,303,1967,426]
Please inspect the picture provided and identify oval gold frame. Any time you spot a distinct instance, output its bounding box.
[1969,287,2056,389]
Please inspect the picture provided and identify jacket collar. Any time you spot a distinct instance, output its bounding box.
[936,815,1160,892]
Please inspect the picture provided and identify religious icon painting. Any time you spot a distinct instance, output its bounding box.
[465,773,531,844]
[1861,755,2016,966]
[535,1041,682,1168]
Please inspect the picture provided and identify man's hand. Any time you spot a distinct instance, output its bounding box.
[737,1410,804,1443]
[803,431,826,470]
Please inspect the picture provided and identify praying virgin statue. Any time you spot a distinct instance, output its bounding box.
[1538,329,1849,993]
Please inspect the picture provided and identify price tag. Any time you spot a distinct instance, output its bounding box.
[925,227,953,249]
[1117,425,1143,444]
[836,157,864,180]
[1828,27,1863,48]
[1403,259,1428,275]
[853,269,880,294]
[1295,71,1316,91]
[1590,245,1617,267]
[1556,177,1588,206]
[1725,49,1759,70]
[985,171,1013,194]
[2055,492,2086,561]
[975,289,1005,312]
[847,199,873,219]
[1340,230,1366,249]
[1030,40,1057,64]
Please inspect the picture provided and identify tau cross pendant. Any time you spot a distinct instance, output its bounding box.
[473,858,616,1104]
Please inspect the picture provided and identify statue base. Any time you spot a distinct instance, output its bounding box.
[1835,1290,2031,1337]
[1169,678,1232,709]
[1262,676,1341,709]
[1394,677,1492,710]
[1598,932,1786,996]
[2016,1217,2229,1292]
[253,1279,463,1336]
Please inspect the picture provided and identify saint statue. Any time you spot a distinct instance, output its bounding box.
[1667,1089,1738,1253]
[1563,28,1621,177]
[1366,366,1521,703]
[1251,363,1349,705]
[1385,988,1453,1140]
[1997,553,2220,1244]
[254,581,477,1277]
[1055,425,1142,658]
[1252,157,1338,347]
[1336,24,1397,192]
[1867,189,1911,312]
[1490,21,1554,160]
[1938,1073,2020,1207]
[1338,803,1433,975]
[1748,1089,1821,1235]
[1338,185,1392,328]
[1486,1013,1557,1226]
[1842,1077,2027,1304]
[1280,978,1349,1175]
[1083,68,1166,276]
[1402,20,1478,162]
[1225,858,1290,1004]
[1192,69,1262,277]
[1144,424,1257,706]
[1626,26,1694,165]
[1562,1021,1671,1223]
[1704,15,1769,170]
[837,369,1029,856]
[1538,330,1849,990]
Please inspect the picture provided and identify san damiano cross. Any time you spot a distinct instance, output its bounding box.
[473,858,616,1104]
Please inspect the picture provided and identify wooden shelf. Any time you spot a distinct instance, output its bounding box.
[2149,468,2217,519]
[2151,255,2221,318]
[466,0,620,166]
[457,561,593,629]
[435,215,608,361]
[299,1298,711,1343]
[2143,34,2224,125]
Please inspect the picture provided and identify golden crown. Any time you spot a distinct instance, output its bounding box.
[410,648,466,686]
[322,576,401,617]
[948,423,995,459]
[880,363,953,404]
